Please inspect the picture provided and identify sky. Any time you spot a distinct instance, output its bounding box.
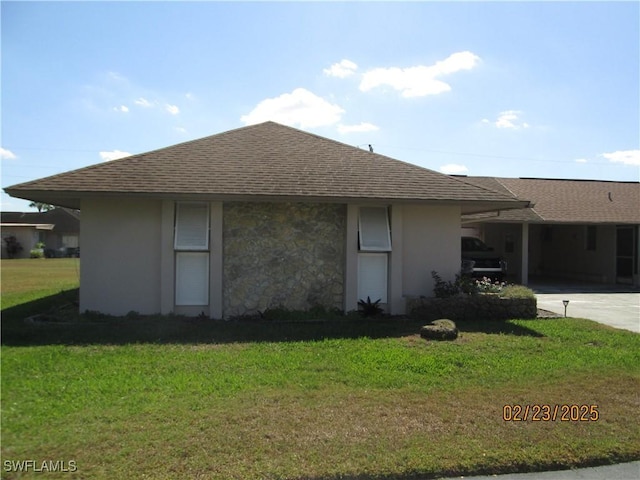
[2,1,639,211]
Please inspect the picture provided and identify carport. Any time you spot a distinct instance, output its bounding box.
[459,177,640,288]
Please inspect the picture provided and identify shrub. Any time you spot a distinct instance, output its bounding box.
[499,284,535,299]
[29,249,45,259]
[431,271,477,298]
[475,276,507,294]
[357,297,384,317]
[3,235,23,258]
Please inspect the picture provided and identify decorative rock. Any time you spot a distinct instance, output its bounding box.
[420,319,458,341]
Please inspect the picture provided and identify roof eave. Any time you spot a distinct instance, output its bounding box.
[4,188,530,212]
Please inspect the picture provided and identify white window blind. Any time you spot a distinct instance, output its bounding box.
[358,253,388,303]
[175,252,209,306]
[175,203,209,250]
[359,207,391,251]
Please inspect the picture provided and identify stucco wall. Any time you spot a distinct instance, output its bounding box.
[401,205,461,297]
[481,223,522,280]
[223,202,346,317]
[1,227,38,258]
[80,198,162,315]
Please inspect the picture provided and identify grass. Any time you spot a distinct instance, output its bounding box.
[1,258,80,309]
[1,259,639,479]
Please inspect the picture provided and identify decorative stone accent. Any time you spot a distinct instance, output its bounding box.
[223,202,346,318]
[407,295,537,322]
[420,319,458,341]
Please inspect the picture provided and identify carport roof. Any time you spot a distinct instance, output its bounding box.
[4,122,528,214]
[459,176,640,224]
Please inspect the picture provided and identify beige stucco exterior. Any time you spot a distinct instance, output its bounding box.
[80,198,163,315]
[1,226,42,258]
[401,205,461,296]
[78,198,464,318]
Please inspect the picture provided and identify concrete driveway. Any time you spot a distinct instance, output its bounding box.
[530,280,640,333]
[440,460,640,480]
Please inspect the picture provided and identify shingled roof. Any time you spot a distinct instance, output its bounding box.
[5,121,527,213]
[460,176,640,224]
[1,208,80,232]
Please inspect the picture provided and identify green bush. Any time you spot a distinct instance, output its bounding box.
[29,249,45,259]
[499,285,535,299]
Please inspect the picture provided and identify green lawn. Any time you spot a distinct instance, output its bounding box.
[1,259,639,479]
[1,258,80,309]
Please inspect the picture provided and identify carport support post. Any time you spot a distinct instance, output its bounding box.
[520,223,529,285]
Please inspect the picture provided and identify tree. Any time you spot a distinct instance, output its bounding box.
[29,202,54,212]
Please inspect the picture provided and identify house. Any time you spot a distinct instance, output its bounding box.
[458,177,640,287]
[4,122,528,318]
[1,208,80,259]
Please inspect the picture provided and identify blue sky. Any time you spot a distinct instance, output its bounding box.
[2,1,639,211]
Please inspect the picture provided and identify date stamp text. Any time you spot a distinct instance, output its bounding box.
[503,404,599,422]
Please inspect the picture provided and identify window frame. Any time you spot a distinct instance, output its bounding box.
[174,202,210,251]
[175,251,210,306]
[358,206,392,252]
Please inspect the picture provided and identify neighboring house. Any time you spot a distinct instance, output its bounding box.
[459,177,640,287]
[1,208,80,259]
[5,122,528,318]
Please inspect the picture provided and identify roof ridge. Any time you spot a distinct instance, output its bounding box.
[453,175,526,203]
[495,177,546,221]
[5,122,530,212]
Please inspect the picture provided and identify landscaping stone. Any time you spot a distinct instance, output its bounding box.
[420,319,458,341]
[407,294,537,322]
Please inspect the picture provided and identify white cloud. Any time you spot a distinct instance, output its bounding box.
[484,110,530,130]
[1,147,17,160]
[114,105,129,113]
[175,127,188,134]
[575,158,588,164]
[240,88,345,128]
[107,71,128,83]
[99,150,132,161]
[324,59,358,78]
[134,97,153,108]
[165,104,180,115]
[439,163,469,175]
[601,150,640,166]
[337,122,379,134]
[359,51,480,98]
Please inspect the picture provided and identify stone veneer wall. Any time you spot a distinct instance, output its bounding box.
[407,295,537,321]
[223,202,346,317]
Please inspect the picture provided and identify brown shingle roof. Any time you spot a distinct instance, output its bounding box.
[5,122,527,212]
[461,176,640,224]
[0,208,80,233]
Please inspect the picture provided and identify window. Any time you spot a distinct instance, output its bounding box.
[357,207,391,305]
[358,253,388,303]
[586,226,597,251]
[175,203,209,250]
[504,234,515,254]
[358,207,391,251]
[62,235,79,248]
[174,202,210,306]
[175,252,209,305]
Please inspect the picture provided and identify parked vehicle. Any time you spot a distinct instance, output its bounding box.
[461,236,506,281]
